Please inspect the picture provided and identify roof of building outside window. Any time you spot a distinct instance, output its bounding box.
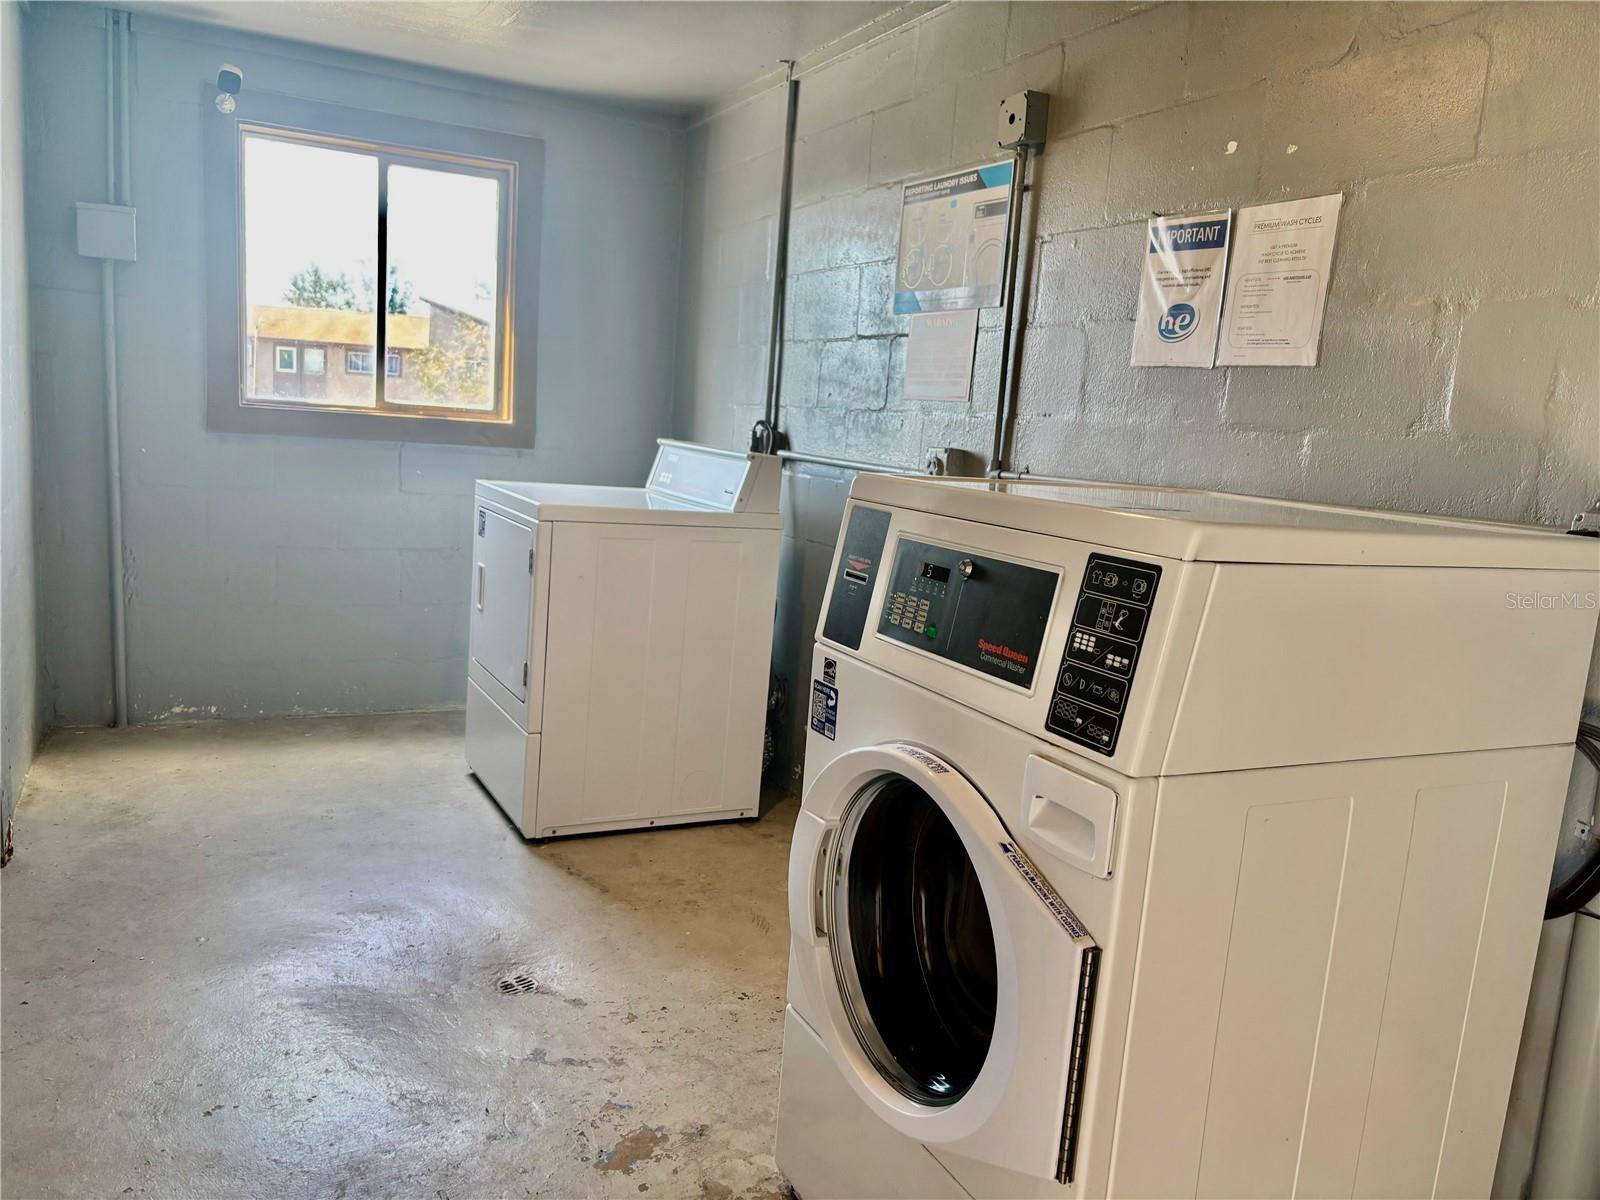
[248,305,433,350]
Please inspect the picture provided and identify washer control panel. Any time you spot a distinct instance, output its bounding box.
[877,538,1058,690]
[1046,554,1161,756]
[822,505,893,651]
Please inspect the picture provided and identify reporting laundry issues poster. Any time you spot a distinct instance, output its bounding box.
[894,161,1015,314]
[1131,210,1232,368]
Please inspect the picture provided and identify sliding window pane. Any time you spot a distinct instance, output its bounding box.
[385,164,500,412]
[241,134,378,408]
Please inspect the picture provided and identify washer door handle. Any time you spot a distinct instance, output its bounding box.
[812,823,835,939]
[1023,754,1117,878]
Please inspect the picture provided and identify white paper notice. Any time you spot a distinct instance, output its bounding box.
[1132,210,1232,368]
[1217,193,1343,366]
[904,309,980,402]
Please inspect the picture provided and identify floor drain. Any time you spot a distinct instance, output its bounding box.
[498,971,540,995]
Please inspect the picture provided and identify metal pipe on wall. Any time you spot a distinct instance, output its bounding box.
[994,469,1094,484]
[776,449,923,477]
[753,63,799,454]
[118,12,130,208]
[987,145,1031,476]
[100,10,129,727]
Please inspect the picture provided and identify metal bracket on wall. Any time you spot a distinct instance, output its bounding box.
[926,447,987,477]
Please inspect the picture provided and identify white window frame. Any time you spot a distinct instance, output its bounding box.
[204,90,543,448]
[346,349,375,375]
[275,345,297,373]
[386,350,402,379]
[303,346,326,376]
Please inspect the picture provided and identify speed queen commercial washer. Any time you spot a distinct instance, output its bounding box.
[466,440,781,839]
[777,476,1598,1199]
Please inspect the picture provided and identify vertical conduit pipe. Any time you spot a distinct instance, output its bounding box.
[988,145,1031,475]
[755,63,799,453]
[101,11,129,726]
[118,13,131,206]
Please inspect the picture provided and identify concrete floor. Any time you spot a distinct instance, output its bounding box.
[1,712,799,1199]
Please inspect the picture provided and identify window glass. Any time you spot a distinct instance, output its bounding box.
[242,134,377,407]
[303,347,326,375]
[385,163,500,411]
[275,345,297,372]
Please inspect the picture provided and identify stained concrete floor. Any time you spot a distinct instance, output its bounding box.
[1,711,799,1199]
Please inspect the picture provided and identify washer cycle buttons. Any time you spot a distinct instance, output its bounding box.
[1065,628,1137,678]
[1048,553,1162,756]
[1057,664,1128,715]
[1073,593,1148,642]
[1083,558,1160,606]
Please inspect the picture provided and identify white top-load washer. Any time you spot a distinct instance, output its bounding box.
[465,440,781,839]
[777,476,1598,1200]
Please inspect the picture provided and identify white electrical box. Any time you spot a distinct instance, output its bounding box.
[75,202,138,261]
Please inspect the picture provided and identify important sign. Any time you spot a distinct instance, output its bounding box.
[1132,210,1232,368]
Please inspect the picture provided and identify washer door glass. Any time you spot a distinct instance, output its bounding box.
[832,773,998,1106]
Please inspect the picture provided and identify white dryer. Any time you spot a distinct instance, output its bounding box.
[777,476,1599,1200]
[465,440,781,839]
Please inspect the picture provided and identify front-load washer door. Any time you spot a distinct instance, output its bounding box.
[788,742,1101,1185]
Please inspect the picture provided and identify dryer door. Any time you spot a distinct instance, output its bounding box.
[471,507,535,702]
[791,742,1101,1184]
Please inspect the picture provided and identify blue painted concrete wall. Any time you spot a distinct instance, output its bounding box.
[24,6,687,724]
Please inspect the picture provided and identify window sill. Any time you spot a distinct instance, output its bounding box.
[206,396,534,448]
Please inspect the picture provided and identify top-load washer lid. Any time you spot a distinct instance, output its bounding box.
[849,475,1598,569]
[476,439,782,527]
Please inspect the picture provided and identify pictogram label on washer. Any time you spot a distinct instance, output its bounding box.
[1047,554,1161,756]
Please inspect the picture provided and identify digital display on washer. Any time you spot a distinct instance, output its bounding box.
[878,539,1058,689]
[1046,554,1161,756]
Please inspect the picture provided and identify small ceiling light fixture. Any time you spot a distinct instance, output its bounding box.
[215,63,243,113]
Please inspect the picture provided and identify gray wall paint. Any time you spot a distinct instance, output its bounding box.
[25,5,686,725]
[1,0,40,831]
[676,0,1600,787]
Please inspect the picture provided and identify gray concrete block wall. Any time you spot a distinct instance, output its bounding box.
[675,0,1600,789]
[25,6,687,725]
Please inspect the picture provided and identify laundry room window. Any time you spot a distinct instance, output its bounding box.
[204,90,543,448]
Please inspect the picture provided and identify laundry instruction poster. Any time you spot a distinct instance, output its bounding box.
[894,161,1014,314]
[1131,209,1232,368]
[1217,193,1343,366]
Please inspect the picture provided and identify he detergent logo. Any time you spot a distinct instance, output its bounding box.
[1157,302,1198,342]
